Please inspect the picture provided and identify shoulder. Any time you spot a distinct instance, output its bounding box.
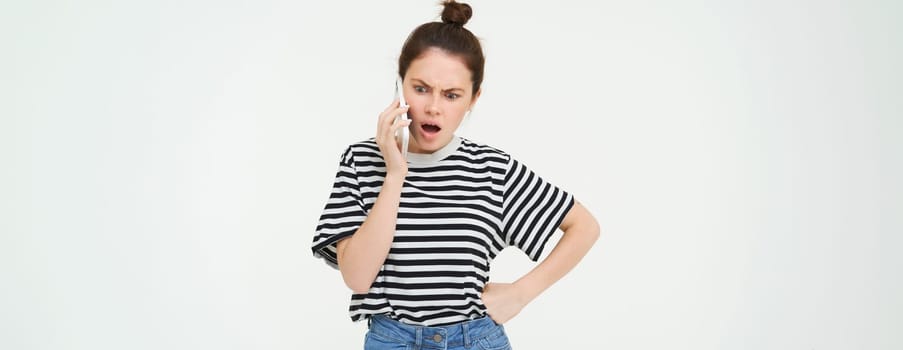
[458,137,511,163]
[344,137,379,154]
[337,138,381,164]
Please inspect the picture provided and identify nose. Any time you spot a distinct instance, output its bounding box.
[425,92,441,116]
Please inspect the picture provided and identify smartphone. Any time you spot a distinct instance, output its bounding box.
[394,77,410,159]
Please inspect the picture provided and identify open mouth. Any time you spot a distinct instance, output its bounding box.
[422,123,441,134]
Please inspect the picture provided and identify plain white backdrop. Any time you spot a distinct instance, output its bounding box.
[1,0,900,349]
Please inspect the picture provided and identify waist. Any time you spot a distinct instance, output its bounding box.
[367,313,505,349]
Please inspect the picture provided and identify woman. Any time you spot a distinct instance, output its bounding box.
[312,1,600,349]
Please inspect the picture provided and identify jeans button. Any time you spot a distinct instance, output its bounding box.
[433,334,442,342]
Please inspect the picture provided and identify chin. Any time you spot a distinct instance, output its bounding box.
[413,135,446,153]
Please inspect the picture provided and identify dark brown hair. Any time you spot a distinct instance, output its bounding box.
[398,0,485,96]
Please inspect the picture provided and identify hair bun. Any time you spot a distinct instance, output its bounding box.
[441,0,472,26]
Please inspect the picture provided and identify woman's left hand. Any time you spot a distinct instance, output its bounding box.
[481,282,527,324]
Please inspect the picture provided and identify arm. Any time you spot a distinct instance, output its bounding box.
[335,100,410,294]
[335,174,404,293]
[482,200,600,323]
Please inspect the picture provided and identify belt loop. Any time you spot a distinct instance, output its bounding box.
[463,320,471,348]
[414,327,423,350]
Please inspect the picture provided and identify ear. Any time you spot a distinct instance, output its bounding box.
[469,88,482,109]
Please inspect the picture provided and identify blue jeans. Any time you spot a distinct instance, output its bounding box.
[364,314,513,350]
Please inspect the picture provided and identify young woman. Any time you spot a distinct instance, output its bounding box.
[312,1,600,349]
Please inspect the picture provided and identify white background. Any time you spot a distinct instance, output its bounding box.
[1,0,901,349]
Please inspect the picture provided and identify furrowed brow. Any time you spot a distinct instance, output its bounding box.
[412,79,432,89]
[412,79,465,93]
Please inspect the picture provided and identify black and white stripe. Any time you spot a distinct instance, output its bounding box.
[312,137,574,326]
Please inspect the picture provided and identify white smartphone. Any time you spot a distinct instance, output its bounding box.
[394,77,410,159]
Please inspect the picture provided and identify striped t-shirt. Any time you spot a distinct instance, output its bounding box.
[312,135,574,326]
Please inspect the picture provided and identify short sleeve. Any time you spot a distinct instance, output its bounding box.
[501,156,575,261]
[311,147,368,270]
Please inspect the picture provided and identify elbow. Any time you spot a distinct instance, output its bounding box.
[344,276,372,294]
[348,284,371,295]
[564,201,600,244]
[336,238,374,294]
[585,218,601,245]
[579,214,601,245]
[590,216,601,240]
[339,266,375,294]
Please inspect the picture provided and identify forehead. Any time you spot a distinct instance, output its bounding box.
[406,48,472,90]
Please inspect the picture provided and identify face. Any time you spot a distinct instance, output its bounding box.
[402,47,480,154]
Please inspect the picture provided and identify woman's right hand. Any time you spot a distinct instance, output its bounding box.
[376,99,411,177]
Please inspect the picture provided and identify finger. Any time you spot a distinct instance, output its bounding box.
[391,118,412,129]
[377,99,400,129]
[382,99,400,115]
[379,106,410,135]
[379,100,406,123]
[388,105,410,122]
[389,119,412,138]
[384,118,409,140]
[378,105,407,128]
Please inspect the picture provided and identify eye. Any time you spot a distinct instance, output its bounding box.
[414,85,428,93]
[445,93,460,100]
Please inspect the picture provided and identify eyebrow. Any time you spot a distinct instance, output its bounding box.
[411,79,465,93]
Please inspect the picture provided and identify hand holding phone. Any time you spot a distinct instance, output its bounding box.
[394,77,410,159]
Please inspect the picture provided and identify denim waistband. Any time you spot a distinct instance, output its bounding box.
[367,314,505,349]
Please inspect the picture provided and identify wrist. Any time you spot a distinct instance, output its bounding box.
[384,172,407,185]
[513,279,539,305]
